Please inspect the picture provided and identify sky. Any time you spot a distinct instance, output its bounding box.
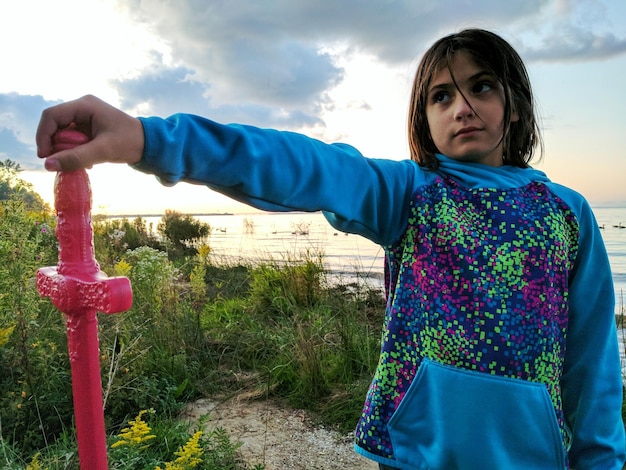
[1,0,626,215]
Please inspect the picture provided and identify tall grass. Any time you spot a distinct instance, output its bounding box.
[200,249,384,431]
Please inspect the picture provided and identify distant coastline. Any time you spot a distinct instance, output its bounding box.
[591,202,626,209]
[95,210,314,219]
[97,212,235,218]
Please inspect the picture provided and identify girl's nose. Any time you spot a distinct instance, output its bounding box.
[453,96,474,120]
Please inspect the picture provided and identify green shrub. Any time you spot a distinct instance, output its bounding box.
[108,409,250,470]
[93,216,163,271]
[158,210,211,258]
[0,198,74,455]
[10,410,255,470]
[249,250,326,317]
[98,246,212,425]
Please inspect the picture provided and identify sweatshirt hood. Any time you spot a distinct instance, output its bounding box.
[435,154,551,190]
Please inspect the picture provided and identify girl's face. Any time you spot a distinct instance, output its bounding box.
[425,51,518,167]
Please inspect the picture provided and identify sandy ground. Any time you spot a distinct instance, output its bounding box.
[182,397,378,470]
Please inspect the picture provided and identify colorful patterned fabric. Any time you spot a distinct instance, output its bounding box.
[354,176,579,461]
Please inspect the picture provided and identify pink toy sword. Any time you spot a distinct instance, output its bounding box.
[37,128,133,469]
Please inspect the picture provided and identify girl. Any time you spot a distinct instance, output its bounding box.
[37,29,625,469]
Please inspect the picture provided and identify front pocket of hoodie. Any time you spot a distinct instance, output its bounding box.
[387,359,566,470]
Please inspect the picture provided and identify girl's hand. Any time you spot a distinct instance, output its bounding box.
[36,95,144,171]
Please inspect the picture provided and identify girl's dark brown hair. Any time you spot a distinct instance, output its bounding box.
[408,28,542,169]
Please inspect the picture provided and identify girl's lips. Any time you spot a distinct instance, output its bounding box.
[454,126,481,137]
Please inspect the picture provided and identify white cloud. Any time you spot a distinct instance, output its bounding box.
[3,0,626,206]
[0,0,167,102]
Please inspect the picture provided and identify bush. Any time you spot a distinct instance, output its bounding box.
[0,198,75,454]
[249,250,326,317]
[158,210,211,258]
[92,216,163,271]
[9,410,254,470]
[98,246,212,425]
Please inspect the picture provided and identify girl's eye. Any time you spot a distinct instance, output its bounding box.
[432,91,450,104]
[474,82,493,94]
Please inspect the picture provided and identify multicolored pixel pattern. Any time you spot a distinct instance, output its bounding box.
[354,176,579,460]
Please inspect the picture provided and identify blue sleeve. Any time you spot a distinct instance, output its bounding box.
[549,184,626,468]
[135,114,419,245]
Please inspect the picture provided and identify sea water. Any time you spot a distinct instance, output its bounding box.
[593,206,626,378]
[594,206,626,307]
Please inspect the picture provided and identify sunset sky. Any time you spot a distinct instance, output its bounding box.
[1,0,626,215]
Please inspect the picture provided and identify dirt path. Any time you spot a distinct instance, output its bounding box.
[182,398,378,470]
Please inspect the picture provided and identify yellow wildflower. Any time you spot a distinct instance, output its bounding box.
[156,431,204,470]
[0,325,15,347]
[111,409,156,449]
[173,431,203,467]
[25,452,44,470]
[196,244,211,260]
[114,259,132,277]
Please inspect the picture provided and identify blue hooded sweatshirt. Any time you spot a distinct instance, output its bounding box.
[135,114,625,469]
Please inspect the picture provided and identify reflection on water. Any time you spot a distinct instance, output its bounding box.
[595,206,626,301]
[144,212,386,288]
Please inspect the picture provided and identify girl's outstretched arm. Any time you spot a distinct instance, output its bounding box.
[36,95,144,171]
